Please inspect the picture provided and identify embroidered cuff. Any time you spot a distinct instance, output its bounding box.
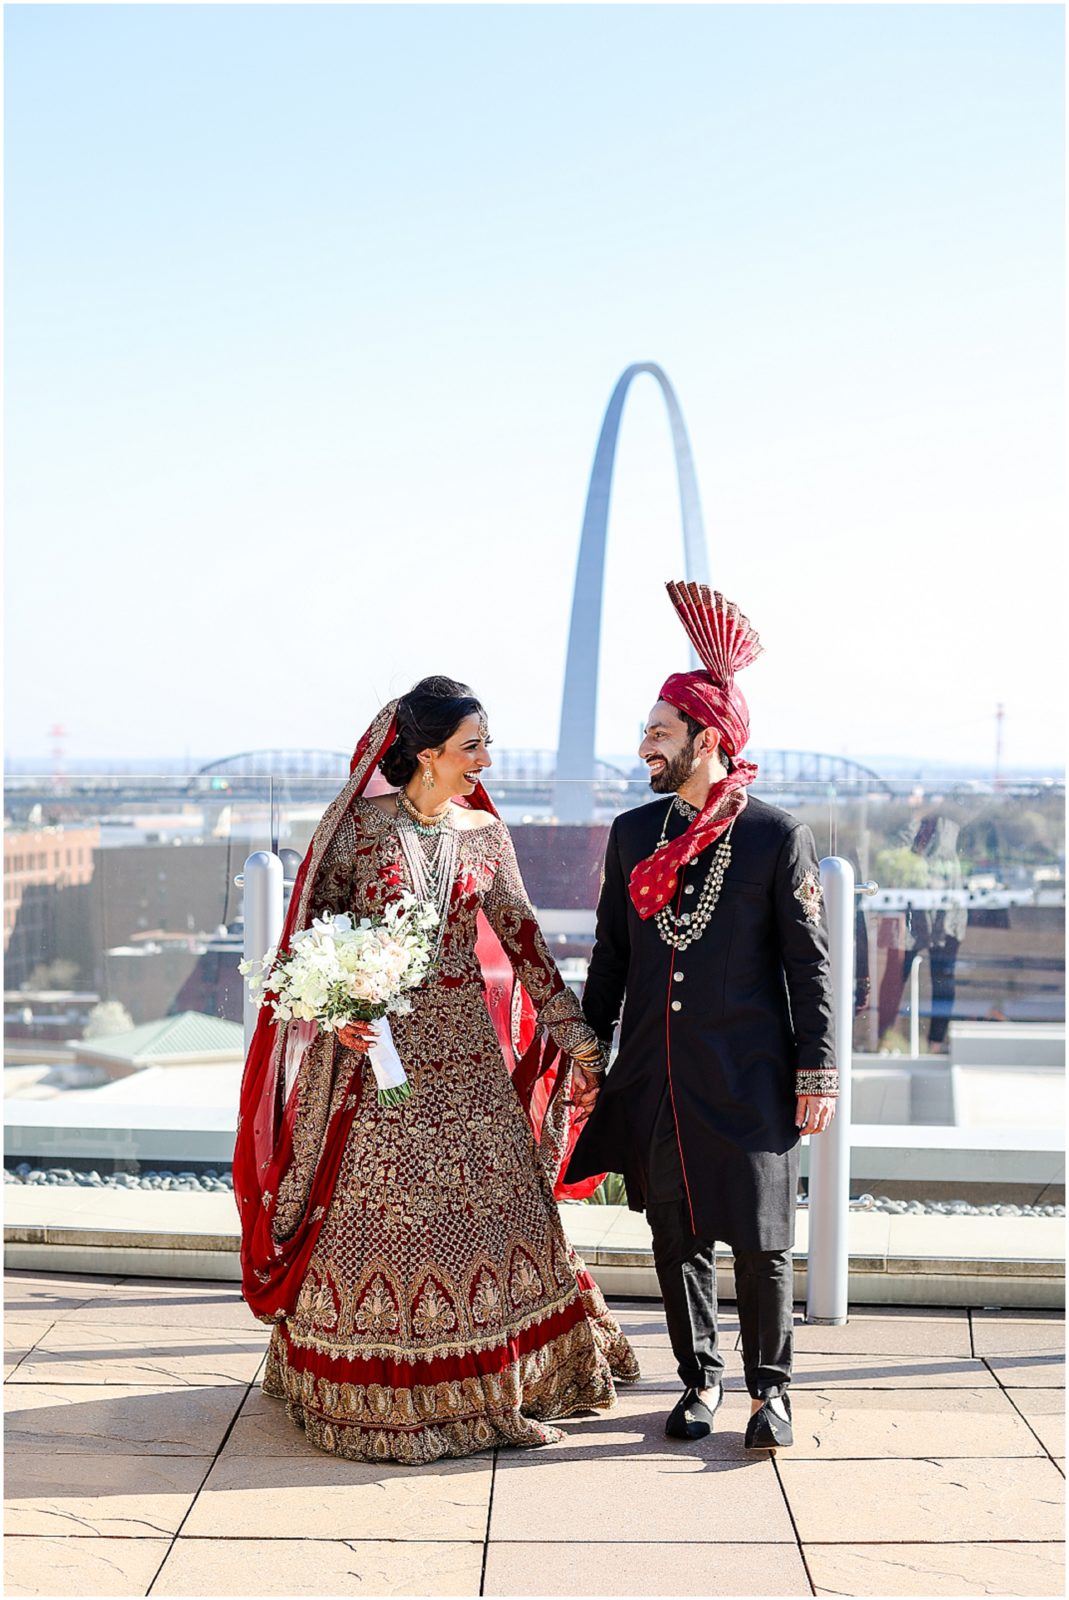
[796,1068,838,1096]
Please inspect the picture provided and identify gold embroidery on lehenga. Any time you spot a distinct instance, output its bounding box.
[411,1276,459,1338]
[353,1273,401,1337]
[470,1266,503,1326]
[261,795,638,1465]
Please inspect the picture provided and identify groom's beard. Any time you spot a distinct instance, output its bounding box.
[648,738,697,794]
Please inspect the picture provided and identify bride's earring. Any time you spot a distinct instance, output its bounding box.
[422,765,434,790]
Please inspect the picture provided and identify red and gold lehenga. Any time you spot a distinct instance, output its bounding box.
[234,705,638,1466]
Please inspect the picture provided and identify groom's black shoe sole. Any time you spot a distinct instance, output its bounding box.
[744,1393,793,1450]
[665,1385,723,1441]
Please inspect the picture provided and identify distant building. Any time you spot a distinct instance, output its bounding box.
[3,825,100,988]
[3,989,100,1046]
[70,1011,244,1079]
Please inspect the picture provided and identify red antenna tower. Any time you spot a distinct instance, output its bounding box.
[994,703,1005,790]
[49,724,68,793]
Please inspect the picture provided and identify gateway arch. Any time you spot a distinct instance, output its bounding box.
[554,362,711,822]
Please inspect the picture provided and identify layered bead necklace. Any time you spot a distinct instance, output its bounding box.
[653,794,735,952]
[396,791,459,962]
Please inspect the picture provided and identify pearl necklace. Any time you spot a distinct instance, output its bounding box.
[653,798,735,951]
[395,801,458,964]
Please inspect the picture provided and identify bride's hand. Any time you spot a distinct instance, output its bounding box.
[569,1063,602,1120]
[336,1021,376,1053]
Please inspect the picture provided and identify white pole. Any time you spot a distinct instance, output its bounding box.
[239,851,284,1054]
[806,856,855,1325]
[909,950,926,1057]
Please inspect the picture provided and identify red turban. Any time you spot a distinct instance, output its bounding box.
[629,584,763,918]
[658,671,751,757]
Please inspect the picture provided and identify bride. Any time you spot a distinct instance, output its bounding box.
[234,675,638,1464]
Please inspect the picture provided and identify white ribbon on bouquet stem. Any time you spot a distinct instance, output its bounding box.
[283,1014,409,1104]
[366,1016,408,1096]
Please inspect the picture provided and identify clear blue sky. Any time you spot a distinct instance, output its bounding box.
[5,3,1064,772]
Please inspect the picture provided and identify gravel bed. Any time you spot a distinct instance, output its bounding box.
[3,1165,1063,1216]
[5,1164,233,1192]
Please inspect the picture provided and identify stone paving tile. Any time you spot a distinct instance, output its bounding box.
[4,1314,56,1346]
[490,1390,791,1543]
[791,1307,972,1356]
[8,1321,268,1387]
[492,1451,790,1543]
[3,1272,128,1317]
[3,1317,54,1379]
[791,1351,1000,1388]
[4,1381,247,1455]
[182,1452,493,1541]
[221,1387,330,1458]
[2,1535,169,1597]
[971,1311,1065,1356]
[51,1289,267,1333]
[543,1383,758,1460]
[984,1354,1065,1388]
[806,1541,1066,1597]
[154,1537,484,1596]
[622,1315,743,1345]
[483,1540,810,1596]
[789,1387,1043,1458]
[1007,1387,1066,1457]
[624,1341,747,1387]
[778,1457,1065,1542]
[4,1450,211,1535]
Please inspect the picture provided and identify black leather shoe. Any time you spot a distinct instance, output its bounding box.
[665,1384,722,1440]
[744,1392,793,1450]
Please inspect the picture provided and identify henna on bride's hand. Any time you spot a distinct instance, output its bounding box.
[337,1022,375,1052]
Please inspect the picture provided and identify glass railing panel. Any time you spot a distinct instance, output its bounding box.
[4,766,1064,1224]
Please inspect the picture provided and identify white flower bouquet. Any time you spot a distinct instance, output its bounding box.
[240,893,439,1106]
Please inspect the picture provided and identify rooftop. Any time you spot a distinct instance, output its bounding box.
[72,1014,244,1071]
[3,1269,1064,1597]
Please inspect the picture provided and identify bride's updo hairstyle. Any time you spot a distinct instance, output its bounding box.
[379,676,486,788]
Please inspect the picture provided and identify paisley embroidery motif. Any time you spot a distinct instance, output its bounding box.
[411,1276,459,1338]
[508,1248,545,1308]
[470,1266,504,1327]
[353,1273,401,1337]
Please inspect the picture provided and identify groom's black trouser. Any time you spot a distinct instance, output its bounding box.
[645,1095,793,1399]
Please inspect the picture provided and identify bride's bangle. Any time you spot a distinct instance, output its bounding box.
[571,1040,608,1074]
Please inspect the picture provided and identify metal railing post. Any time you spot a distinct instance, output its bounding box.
[239,851,284,1054]
[806,856,855,1325]
[909,950,926,1057]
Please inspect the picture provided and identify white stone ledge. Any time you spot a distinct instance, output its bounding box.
[3,1189,1063,1309]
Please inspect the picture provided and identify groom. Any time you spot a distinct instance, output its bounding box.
[566,583,837,1450]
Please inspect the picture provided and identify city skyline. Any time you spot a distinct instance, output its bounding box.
[4,4,1064,771]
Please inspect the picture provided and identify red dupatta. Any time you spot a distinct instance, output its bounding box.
[233,702,598,1322]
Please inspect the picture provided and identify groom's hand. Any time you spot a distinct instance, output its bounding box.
[795,1095,836,1135]
[570,1064,602,1120]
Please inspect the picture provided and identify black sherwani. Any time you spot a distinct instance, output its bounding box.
[566,794,836,1253]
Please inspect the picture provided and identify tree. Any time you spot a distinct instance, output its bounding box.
[83,1002,135,1040]
[23,959,81,991]
[872,846,930,889]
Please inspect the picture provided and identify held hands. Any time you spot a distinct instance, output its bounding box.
[335,1020,377,1053]
[567,1033,607,1121]
[795,1095,836,1135]
[569,1063,602,1121]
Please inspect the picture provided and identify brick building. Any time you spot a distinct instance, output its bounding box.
[3,826,100,988]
